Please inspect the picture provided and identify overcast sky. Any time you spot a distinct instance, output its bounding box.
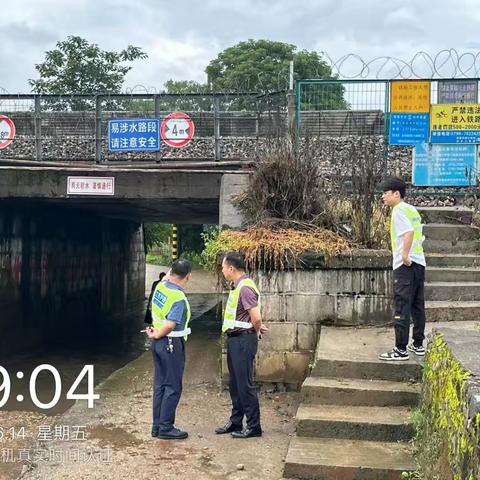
[1,0,480,93]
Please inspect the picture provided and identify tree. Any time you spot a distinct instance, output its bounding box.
[29,36,147,110]
[125,80,212,113]
[144,223,171,253]
[207,40,336,92]
[161,80,212,112]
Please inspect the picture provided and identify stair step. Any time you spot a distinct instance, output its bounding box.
[426,301,480,322]
[423,223,479,241]
[417,206,472,224]
[425,282,480,301]
[426,266,480,282]
[296,404,414,441]
[423,238,480,253]
[311,327,423,382]
[301,377,420,407]
[283,436,414,480]
[426,253,480,268]
[312,358,422,383]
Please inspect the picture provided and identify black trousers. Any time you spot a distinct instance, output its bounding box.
[227,332,261,429]
[152,337,185,432]
[393,262,426,351]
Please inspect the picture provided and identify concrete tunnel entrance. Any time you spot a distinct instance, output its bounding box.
[0,195,223,415]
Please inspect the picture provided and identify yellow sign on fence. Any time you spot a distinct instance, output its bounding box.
[390,81,430,112]
[431,103,480,130]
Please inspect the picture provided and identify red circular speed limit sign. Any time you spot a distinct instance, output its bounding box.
[0,115,15,149]
[160,112,195,148]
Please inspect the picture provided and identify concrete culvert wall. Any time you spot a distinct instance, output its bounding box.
[0,203,145,357]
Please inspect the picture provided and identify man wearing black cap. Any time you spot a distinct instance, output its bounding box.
[378,177,426,361]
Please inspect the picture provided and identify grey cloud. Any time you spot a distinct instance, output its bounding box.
[1,0,480,93]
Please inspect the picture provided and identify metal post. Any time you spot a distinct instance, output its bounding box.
[383,81,390,175]
[289,60,294,91]
[171,225,178,261]
[155,94,161,163]
[295,82,302,135]
[95,96,103,163]
[287,90,296,140]
[34,96,42,161]
[213,95,221,161]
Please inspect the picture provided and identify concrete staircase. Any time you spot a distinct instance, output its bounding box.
[421,207,480,322]
[283,206,479,479]
[284,328,421,480]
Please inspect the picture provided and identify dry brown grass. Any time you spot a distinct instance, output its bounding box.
[211,227,352,271]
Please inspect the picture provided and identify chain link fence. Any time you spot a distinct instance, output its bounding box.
[295,78,480,181]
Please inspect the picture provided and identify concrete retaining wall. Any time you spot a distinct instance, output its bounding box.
[0,203,145,357]
[222,250,392,387]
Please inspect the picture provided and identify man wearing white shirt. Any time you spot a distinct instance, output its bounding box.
[378,177,426,361]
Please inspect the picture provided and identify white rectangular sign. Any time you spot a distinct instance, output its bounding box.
[67,177,115,196]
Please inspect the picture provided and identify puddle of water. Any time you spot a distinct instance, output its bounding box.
[0,294,222,415]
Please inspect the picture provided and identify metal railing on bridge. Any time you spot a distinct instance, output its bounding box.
[0,92,287,163]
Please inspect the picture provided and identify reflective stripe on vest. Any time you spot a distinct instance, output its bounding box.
[222,278,260,333]
[390,203,425,255]
[151,282,191,340]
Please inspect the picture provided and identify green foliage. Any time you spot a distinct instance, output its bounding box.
[145,252,171,266]
[29,36,147,110]
[178,225,207,255]
[179,251,203,266]
[144,223,171,253]
[200,227,221,271]
[412,333,480,480]
[126,80,212,113]
[205,39,344,104]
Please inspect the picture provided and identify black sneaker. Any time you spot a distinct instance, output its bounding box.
[407,343,425,356]
[378,347,409,361]
[151,426,159,437]
[215,421,243,434]
[157,427,188,440]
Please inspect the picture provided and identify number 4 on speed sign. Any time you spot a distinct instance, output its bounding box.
[160,112,195,148]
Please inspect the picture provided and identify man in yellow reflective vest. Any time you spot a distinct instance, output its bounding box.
[215,252,268,438]
[146,260,192,439]
[378,177,426,361]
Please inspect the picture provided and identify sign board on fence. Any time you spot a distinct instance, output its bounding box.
[438,80,478,104]
[413,143,477,186]
[108,119,160,152]
[67,177,115,195]
[160,112,195,148]
[430,103,480,143]
[390,81,430,112]
[0,115,16,149]
[389,113,429,145]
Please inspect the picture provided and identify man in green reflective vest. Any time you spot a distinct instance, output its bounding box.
[378,177,426,361]
[215,252,268,439]
[147,259,192,439]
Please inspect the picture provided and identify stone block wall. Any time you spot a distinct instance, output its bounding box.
[0,203,145,357]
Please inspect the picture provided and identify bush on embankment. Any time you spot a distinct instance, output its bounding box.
[406,334,480,480]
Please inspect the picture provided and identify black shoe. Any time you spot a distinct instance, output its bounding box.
[215,421,243,434]
[151,426,159,437]
[157,427,188,440]
[231,427,262,438]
